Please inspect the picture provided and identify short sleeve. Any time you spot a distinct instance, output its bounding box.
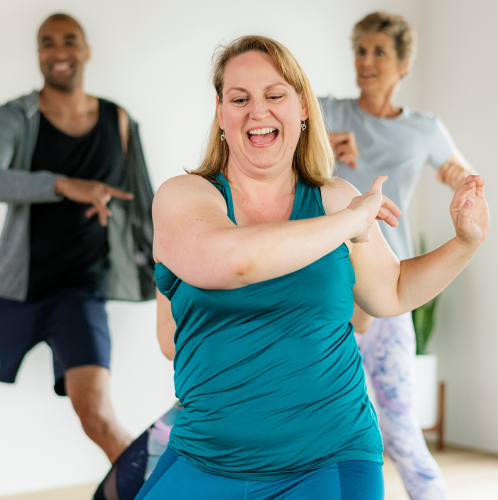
[426,117,456,168]
[317,95,336,132]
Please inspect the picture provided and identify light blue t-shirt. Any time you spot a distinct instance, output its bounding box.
[318,97,455,260]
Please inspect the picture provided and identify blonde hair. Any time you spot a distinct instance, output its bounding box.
[190,35,335,187]
[352,11,417,62]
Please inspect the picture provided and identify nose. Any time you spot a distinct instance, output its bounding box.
[248,96,270,121]
[47,43,70,60]
[361,50,375,67]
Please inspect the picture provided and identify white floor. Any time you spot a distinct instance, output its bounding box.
[2,445,498,500]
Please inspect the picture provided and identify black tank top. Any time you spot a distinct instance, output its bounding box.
[28,99,125,299]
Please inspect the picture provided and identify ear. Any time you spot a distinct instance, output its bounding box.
[399,58,410,78]
[216,95,224,130]
[85,45,91,63]
[300,91,309,121]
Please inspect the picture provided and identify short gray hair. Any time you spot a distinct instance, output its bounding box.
[352,11,416,62]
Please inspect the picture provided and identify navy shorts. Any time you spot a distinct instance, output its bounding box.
[0,288,111,396]
[136,448,384,500]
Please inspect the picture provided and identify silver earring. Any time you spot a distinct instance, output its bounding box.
[221,131,226,141]
[301,121,306,131]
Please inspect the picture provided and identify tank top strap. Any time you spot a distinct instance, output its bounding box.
[213,172,237,225]
[291,181,326,220]
[212,172,326,223]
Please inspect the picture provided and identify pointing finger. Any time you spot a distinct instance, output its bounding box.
[105,186,134,200]
[370,175,388,193]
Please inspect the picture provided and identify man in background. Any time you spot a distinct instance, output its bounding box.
[0,13,155,462]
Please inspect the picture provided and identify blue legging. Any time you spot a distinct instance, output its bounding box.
[136,448,384,500]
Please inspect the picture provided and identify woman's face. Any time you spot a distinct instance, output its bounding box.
[355,32,409,94]
[217,51,308,179]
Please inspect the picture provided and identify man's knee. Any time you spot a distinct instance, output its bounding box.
[65,365,113,437]
[72,398,111,434]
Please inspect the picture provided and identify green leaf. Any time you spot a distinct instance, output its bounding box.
[412,234,441,355]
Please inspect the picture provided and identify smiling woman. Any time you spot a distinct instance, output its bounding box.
[319,10,478,500]
[137,34,488,500]
[190,36,333,188]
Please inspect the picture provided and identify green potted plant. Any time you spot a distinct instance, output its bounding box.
[412,235,441,429]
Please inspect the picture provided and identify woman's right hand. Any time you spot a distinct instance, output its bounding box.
[347,176,402,243]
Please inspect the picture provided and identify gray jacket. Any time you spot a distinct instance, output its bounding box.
[0,91,155,302]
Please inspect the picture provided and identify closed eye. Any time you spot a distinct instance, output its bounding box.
[232,98,248,105]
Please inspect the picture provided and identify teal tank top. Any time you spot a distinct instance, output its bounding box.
[155,172,383,480]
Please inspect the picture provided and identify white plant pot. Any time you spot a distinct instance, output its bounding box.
[363,353,438,429]
[414,353,438,429]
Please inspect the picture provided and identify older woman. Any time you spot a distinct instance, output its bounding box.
[134,36,487,500]
[319,11,475,499]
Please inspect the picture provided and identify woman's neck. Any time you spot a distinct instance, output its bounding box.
[225,161,297,226]
[225,157,296,196]
[358,89,402,119]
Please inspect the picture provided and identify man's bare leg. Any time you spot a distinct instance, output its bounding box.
[65,365,133,463]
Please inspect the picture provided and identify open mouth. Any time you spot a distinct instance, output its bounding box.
[50,61,73,75]
[247,127,279,147]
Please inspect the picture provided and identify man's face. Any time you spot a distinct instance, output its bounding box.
[38,18,90,92]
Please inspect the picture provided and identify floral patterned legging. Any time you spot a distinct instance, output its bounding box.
[355,312,447,500]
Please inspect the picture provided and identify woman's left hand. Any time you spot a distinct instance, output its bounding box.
[451,175,490,248]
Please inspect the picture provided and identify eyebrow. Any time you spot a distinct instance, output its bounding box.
[226,82,287,93]
[40,33,78,43]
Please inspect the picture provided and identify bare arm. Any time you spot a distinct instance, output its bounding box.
[347,176,489,318]
[156,288,176,360]
[437,151,477,190]
[152,174,400,290]
[350,304,374,334]
[117,107,130,155]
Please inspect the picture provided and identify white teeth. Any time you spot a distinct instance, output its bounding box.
[248,128,276,135]
[53,63,70,71]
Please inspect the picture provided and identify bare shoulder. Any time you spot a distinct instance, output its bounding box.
[116,106,130,153]
[320,177,361,215]
[153,174,226,216]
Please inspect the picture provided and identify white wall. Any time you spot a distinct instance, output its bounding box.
[409,0,498,453]
[0,0,456,495]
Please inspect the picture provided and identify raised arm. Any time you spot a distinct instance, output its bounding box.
[156,288,176,360]
[152,174,400,290]
[348,175,489,318]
